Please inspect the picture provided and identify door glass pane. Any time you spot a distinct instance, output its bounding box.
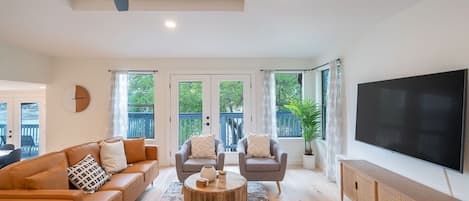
[0,103,7,146]
[219,81,244,151]
[21,103,39,159]
[178,82,203,147]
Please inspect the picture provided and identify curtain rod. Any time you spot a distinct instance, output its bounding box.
[108,69,158,73]
[259,58,341,72]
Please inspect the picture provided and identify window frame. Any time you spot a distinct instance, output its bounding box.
[314,65,330,141]
[126,72,156,141]
[320,69,329,140]
[274,71,304,138]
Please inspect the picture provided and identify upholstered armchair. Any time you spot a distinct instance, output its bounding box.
[175,138,225,182]
[237,137,287,194]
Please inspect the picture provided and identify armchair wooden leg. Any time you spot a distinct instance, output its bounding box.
[276,181,282,195]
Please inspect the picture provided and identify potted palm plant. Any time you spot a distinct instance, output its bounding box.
[285,99,321,170]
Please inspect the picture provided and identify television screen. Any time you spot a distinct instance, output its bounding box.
[355,69,467,172]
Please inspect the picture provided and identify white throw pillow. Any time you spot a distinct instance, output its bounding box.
[190,135,216,159]
[100,140,128,173]
[247,133,271,158]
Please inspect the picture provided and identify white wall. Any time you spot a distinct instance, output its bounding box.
[0,41,50,83]
[316,0,469,199]
[46,58,314,166]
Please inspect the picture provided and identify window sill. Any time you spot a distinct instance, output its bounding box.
[277,137,303,140]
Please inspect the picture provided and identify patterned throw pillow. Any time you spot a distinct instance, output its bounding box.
[67,154,110,193]
[247,133,272,158]
[190,135,216,159]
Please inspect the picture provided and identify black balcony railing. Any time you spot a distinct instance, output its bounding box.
[0,124,39,159]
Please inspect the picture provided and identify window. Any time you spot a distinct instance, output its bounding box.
[275,72,303,137]
[321,69,329,140]
[127,73,155,139]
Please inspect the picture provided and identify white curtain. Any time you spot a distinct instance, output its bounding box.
[110,71,129,138]
[262,70,277,138]
[325,60,343,182]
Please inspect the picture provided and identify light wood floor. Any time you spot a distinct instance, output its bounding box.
[137,165,340,201]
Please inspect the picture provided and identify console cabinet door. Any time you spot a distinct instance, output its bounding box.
[378,184,399,201]
[342,164,357,201]
[356,174,377,201]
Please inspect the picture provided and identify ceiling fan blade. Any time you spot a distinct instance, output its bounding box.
[114,0,129,11]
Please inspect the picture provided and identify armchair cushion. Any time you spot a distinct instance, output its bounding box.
[247,134,271,158]
[182,159,216,172]
[190,135,216,159]
[245,158,280,172]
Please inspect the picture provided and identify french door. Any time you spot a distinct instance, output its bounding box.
[170,74,252,159]
[0,96,45,159]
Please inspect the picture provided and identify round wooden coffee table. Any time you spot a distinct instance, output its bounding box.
[182,171,247,201]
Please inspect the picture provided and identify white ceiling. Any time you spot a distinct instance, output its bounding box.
[0,0,420,58]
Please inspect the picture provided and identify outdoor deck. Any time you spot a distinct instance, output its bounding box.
[0,111,301,157]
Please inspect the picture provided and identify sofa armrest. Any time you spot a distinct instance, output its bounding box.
[0,190,84,201]
[175,143,189,174]
[216,142,225,171]
[237,141,246,154]
[145,145,158,160]
[272,141,287,164]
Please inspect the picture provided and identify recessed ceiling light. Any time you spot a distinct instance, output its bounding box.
[164,20,177,29]
[39,86,46,89]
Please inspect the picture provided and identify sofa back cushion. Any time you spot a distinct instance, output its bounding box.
[25,165,69,189]
[64,142,101,166]
[0,152,68,189]
[123,138,146,164]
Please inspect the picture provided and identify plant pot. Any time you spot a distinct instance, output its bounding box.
[303,154,316,170]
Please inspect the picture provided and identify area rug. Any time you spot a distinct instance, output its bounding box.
[160,181,269,201]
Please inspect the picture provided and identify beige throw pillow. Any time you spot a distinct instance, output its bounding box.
[100,140,128,173]
[247,133,271,158]
[190,135,216,159]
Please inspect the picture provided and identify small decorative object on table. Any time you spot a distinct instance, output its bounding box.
[196,178,209,188]
[200,165,216,182]
[218,170,226,185]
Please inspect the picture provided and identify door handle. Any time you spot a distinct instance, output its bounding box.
[355,181,358,190]
[206,116,210,120]
[205,122,210,126]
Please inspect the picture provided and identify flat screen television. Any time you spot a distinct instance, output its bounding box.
[355,69,467,172]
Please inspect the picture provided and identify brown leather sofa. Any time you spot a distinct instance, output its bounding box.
[0,138,159,201]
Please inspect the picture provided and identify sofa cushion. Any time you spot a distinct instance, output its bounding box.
[182,159,216,172]
[67,154,110,193]
[99,173,144,201]
[245,158,280,172]
[121,160,158,184]
[190,135,216,159]
[83,190,122,201]
[65,142,101,166]
[25,165,69,190]
[0,152,68,189]
[100,140,127,173]
[123,139,146,164]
